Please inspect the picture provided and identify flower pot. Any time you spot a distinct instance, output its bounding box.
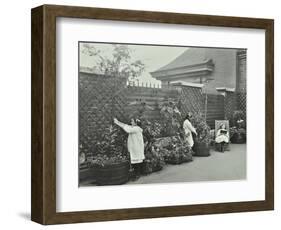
[94,160,130,185]
[165,157,182,165]
[79,163,96,184]
[230,133,246,144]
[181,154,193,163]
[141,160,163,175]
[165,154,193,164]
[193,142,210,157]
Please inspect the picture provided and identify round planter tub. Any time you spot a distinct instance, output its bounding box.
[193,142,210,157]
[94,161,130,185]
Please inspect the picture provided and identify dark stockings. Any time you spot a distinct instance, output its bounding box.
[132,163,142,179]
[221,141,226,152]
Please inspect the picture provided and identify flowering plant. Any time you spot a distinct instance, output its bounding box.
[158,98,182,137]
[152,135,192,164]
[232,110,246,128]
[90,153,128,167]
[161,136,193,164]
[229,110,246,143]
[142,144,165,174]
[189,112,211,144]
[90,125,129,167]
[229,126,246,143]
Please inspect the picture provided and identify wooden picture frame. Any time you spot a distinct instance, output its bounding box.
[31,4,274,225]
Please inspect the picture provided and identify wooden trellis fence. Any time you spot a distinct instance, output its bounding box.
[79,73,127,155]
[79,72,245,155]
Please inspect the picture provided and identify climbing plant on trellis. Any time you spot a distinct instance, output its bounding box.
[79,73,243,156]
[79,73,127,156]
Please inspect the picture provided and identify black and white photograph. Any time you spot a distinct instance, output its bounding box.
[78,42,247,186]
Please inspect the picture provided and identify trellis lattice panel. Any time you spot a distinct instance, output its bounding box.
[125,85,179,121]
[225,92,237,126]
[237,92,247,116]
[178,86,204,116]
[224,91,247,126]
[79,73,127,156]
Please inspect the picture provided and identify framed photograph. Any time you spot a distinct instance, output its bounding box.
[31,4,274,225]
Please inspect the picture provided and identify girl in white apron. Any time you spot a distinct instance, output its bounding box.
[113,117,145,180]
[183,114,197,147]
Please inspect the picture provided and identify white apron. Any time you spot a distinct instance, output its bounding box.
[183,119,196,147]
[215,130,229,143]
[123,125,145,164]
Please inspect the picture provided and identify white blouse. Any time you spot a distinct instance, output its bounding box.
[123,125,145,164]
[183,119,196,147]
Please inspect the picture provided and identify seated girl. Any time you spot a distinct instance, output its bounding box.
[215,124,229,152]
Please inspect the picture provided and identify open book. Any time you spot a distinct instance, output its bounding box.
[220,129,228,134]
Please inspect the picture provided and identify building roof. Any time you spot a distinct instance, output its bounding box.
[171,81,204,88]
[155,48,208,72]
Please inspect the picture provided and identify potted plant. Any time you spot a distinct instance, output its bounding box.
[190,113,211,156]
[79,144,96,184]
[141,143,165,175]
[230,127,246,144]
[90,125,130,185]
[230,110,246,143]
[141,120,165,175]
[160,136,193,164]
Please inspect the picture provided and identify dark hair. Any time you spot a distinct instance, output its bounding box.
[131,117,142,127]
[135,119,142,127]
[184,114,191,121]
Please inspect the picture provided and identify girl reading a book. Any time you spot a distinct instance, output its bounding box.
[215,123,229,152]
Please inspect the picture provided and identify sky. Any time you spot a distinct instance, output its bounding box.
[79,42,188,85]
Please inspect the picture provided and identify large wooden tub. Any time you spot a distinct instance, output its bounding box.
[193,142,210,157]
[94,161,130,185]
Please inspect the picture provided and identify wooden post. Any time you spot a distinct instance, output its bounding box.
[204,93,208,120]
